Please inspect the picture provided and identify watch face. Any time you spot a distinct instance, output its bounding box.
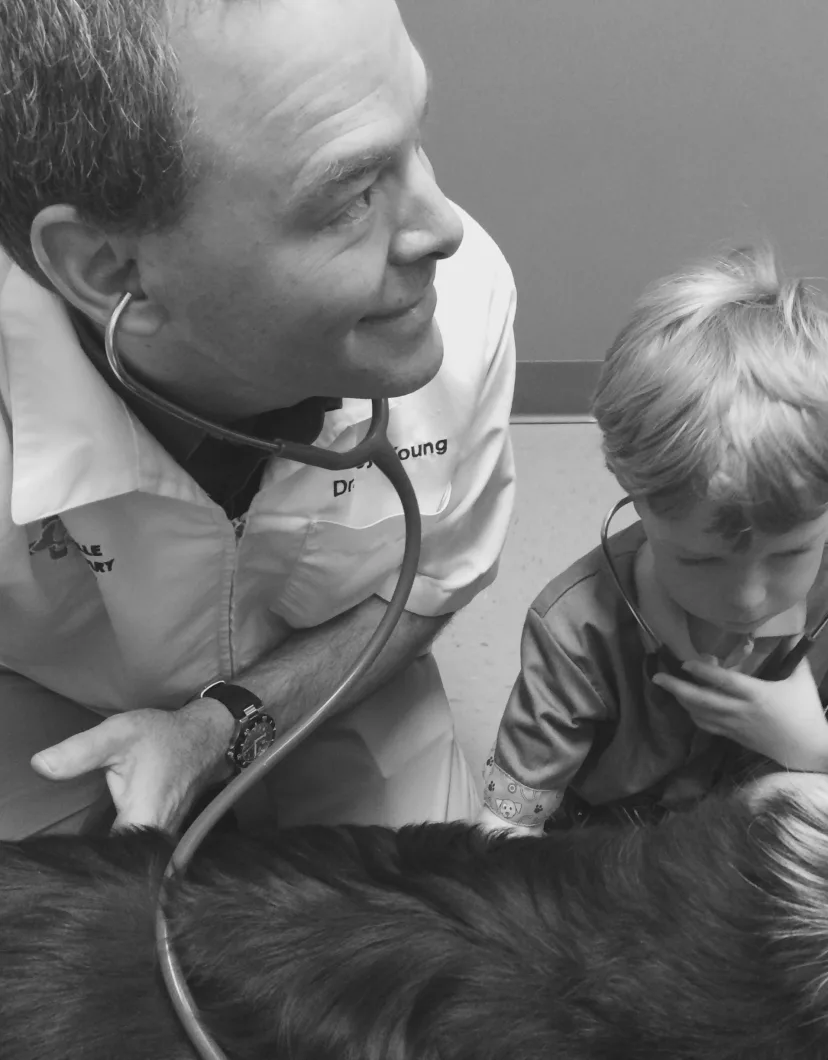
[235,715,277,769]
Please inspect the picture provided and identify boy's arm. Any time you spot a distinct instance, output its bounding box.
[479,606,612,835]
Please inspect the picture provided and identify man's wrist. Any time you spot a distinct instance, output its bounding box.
[179,695,237,783]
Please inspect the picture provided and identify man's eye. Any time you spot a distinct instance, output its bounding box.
[329,186,374,227]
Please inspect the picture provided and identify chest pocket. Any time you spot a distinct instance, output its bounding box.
[276,466,452,628]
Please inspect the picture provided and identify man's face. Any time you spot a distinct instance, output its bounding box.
[133,0,463,415]
[638,501,828,634]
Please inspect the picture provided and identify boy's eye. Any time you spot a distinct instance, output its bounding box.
[772,548,808,561]
[677,556,721,567]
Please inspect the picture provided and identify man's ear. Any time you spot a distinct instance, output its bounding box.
[29,205,165,338]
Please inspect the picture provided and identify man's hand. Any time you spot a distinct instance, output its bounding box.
[30,699,234,832]
[24,598,444,835]
[652,657,828,772]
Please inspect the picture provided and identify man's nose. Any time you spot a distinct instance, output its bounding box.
[389,149,464,265]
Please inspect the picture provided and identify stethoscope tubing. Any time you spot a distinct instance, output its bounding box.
[105,293,423,1060]
[600,497,660,648]
[600,495,828,682]
[105,292,389,472]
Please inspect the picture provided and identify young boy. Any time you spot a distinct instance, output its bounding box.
[480,247,828,835]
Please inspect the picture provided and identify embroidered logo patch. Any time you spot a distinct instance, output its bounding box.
[76,540,115,573]
[28,518,115,572]
[28,516,71,561]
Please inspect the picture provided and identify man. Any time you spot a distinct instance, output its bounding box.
[0,0,515,837]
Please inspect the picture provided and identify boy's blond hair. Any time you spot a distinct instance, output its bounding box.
[593,247,828,539]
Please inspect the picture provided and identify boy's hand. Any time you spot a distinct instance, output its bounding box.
[652,657,828,771]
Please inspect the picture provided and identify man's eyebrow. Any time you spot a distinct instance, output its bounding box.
[303,149,398,202]
[290,75,432,210]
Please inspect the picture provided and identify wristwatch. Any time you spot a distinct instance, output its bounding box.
[199,679,277,773]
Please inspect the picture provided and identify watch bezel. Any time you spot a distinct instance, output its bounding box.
[226,711,277,772]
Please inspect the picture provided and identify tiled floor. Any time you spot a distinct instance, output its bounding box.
[433,422,624,791]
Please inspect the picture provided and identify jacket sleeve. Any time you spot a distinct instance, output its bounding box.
[483,605,611,829]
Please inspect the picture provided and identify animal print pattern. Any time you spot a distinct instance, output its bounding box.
[482,751,562,828]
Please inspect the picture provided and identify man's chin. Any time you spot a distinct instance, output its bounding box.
[349,325,445,399]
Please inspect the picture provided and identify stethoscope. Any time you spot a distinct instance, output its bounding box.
[105,293,423,1060]
[600,496,828,683]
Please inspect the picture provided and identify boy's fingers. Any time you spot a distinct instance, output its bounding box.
[652,673,738,714]
[679,660,750,694]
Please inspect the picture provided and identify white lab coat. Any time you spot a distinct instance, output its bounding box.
[0,208,516,834]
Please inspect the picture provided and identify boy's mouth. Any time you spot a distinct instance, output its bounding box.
[722,618,769,633]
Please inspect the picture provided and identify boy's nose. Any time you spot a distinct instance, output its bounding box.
[727,575,767,617]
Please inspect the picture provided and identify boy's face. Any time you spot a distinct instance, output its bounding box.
[637,502,828,633]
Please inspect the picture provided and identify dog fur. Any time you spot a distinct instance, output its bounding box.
[3,784,828,1059]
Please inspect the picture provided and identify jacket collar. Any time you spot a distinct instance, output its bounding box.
[0,265,175,525]
[0,262,401,524]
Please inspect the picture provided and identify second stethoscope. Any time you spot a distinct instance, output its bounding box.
[600,496,828,683]
[105,292,425,1060]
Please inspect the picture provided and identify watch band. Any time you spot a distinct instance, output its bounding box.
[199,679,275,775]
[199,679,263,720]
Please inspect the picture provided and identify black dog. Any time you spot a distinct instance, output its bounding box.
[2,783,828,1060]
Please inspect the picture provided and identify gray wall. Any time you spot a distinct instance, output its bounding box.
[400,0,828,362]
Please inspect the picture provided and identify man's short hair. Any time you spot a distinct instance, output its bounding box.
[0,0,200,280]
[592,247,828,539]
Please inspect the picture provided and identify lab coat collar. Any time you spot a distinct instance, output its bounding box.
[0,266,164,525]
[1,263,398,524]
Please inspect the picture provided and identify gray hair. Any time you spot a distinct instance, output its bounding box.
[0,0,201,280]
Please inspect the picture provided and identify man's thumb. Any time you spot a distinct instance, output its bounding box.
[31,720,119,780]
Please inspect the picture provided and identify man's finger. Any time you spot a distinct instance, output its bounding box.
[110,776,172,832]
[111,776,193,834]
[112,809,158,833]
[30,717,128,780]
[113,800,186,835]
